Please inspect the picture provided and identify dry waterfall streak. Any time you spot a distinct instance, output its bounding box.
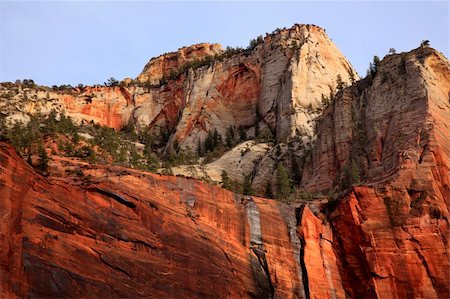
[243,196,275,298]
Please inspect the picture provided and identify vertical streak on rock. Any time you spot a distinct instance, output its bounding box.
[177,176,196,208]
[244,196,274,298]
[297,205,311,299]
[278,204,307,299]
[320,237,337,299]
[244,197,263,246]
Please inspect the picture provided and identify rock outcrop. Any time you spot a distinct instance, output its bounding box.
[1,26,449,299]
[299,46,450,298]
[171,140,272,183]
[0,85,134,130]
[0,142,342,298]
[0,24,356,151]
[301,46,450,195]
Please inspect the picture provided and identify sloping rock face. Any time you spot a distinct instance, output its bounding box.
[1,142,345,298]
[171,140,272,182]
[0,24,356,152]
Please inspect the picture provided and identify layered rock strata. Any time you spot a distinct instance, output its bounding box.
[0,24,356,151]
[1,28,449,299]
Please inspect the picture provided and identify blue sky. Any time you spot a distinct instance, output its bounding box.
[0,1,448,86]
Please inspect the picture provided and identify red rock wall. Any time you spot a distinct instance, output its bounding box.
[0,143,308,298]
[1,47,449,298]
[330,186,449,298]
[1,127,449,298]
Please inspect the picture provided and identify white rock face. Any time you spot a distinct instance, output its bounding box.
[170,141,272,183]
[0,24,358,192]
[1,24,357,151]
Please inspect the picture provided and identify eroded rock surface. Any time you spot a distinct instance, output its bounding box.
[0,24,356,152]
[1,27,449,299]
[0,143,340,298]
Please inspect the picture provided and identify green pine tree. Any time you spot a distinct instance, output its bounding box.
[264,182,274,198]
[351,158,361,184]
[336,74,345,91]
[242,175,254,196]
[221,170,231,190]
[276,163,291,199]
[37,144,49,175]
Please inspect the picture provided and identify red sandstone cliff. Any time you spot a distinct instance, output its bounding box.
[0,142,341,298]
[300,46,450,298]
[1,27,449,298]
[1,44,449,298]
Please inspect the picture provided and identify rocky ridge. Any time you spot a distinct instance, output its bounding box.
[0,24,357,192]
[0,24,449,298]
[2,24,354,145]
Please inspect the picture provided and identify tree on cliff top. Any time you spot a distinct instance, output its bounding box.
[420,40,430,47]
[367,55,381,78]
[105,77,119,87]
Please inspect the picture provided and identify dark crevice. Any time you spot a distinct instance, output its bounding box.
[418,144,429,164]
[90,187,136,209]
[295,207,302,226]
[92,248,131,278]
[299,238,310,299]
[297,205,310,299]
[251,245,275,297]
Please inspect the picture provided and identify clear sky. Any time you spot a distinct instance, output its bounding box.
[0,1,448,86]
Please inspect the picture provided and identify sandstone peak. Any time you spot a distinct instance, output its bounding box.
[137,42,223,84]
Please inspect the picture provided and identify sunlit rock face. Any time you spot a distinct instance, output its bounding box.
[137,42,224,85]
[1,113,448,298]
[0,24,356,151]
[1,24,449,298]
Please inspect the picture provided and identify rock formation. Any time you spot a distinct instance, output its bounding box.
[0,24,355,149]
[1,24,449,298]
[300,45,450,298]
[0,24,357,191]
[0,142,340,298]
[137,43,223,84]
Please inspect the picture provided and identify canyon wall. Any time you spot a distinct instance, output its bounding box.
[0,142,344,298]
[0,24,356,151]
[1,25,449,298]
[299,46,450,298]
